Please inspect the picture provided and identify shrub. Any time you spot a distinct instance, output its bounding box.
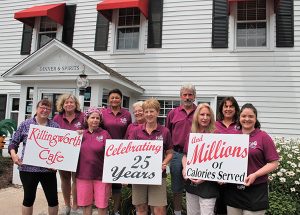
[267,137,300,215]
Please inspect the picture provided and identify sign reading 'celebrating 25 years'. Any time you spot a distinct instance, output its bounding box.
[22,124,82,172]
[185,133,249,184]
[103,139,163,185]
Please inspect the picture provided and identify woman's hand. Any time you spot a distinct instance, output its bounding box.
[190,178,204,184]
[182,168,188,180]
[11,154,22,166]
[76,130,84,135]
[244,173,257,186]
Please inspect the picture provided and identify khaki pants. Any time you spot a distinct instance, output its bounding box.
[227,206,266,215]
[186,192,216,215]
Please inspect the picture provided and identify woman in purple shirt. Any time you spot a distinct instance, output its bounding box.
[215,96,240,215]
[225,103,279,215]
[76,107,111,215]
[101,89,132,215]
[9,99,59,215]
[53,93,84,214]
[130,98,173,215]
[182,103,219,215]
[215,96,240,134]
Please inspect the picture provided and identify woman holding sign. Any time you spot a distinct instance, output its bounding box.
[9,99,59,215]
[53,93,84,214]
[225,103,279,215]
[129,98,173,215]
[215,96,240,215]
[101,88,132,215]
[182,103,219,215]
[76,107,111,215]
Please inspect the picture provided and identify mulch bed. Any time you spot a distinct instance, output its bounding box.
[0,155,13,189]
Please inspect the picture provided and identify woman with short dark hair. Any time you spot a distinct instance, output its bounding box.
[9,99,59,215]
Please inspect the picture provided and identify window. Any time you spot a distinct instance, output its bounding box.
[0,95,7,121]
[158,99,180,125]
[25,87,34,119]
[83,87,92,112]
[236,0,267,47]
[10,97,20,124]
[116,8,141,50]
[37,17,58,48]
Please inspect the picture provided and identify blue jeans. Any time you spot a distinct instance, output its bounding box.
[170,151,184,193]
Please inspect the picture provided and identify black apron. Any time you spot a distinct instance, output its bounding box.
[225,182,269,211]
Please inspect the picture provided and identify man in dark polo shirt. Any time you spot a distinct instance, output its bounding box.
[166,84,197,215]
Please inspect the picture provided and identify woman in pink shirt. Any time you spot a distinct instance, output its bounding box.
[125,101,145,139]
[76,107,111,215]
[101,89,132,215]
[225,103,279,215]
[215,96,240,134]
[182,103,219,215]
[53,94,84,214]
[215,96,240,215]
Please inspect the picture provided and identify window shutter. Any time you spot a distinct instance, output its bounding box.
[20,24,33,55]
[276,0,294,47]
[212,0,228,48]
[62,5,77,47]
[94,12,109,51]
[147,0,163,48]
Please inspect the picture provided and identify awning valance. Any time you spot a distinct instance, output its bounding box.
[97,0,148,21]
[14,3,66,27]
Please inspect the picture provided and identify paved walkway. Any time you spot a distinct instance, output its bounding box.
[0,186,99,215]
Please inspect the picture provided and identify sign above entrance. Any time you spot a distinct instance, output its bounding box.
[38,64,85,73]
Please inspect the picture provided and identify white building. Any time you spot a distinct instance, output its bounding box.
[0,0,299,137]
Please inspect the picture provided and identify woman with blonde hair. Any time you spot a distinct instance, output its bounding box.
[53,93,84,214]
[129,98,173,215]
[182,103,219,215]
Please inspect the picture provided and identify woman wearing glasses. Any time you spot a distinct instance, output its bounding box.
[9,99,60,215]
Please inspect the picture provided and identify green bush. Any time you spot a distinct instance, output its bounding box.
[267,137,300,215]
[267,191,297,215]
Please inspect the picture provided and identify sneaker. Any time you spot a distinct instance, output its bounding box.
[60,206,71,215]
[70,207,83,215]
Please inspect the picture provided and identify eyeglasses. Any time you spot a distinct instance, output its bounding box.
[38,106,51,111]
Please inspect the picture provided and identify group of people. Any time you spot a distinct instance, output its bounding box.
[8,84,279,215]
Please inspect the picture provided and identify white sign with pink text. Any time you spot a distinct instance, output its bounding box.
[185,133,249,184]
[103,139,163,185]
[22,124,82,172]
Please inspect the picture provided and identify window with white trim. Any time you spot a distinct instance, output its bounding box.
[37,17,58,48]
[117,8,140,49]
[112,8,146,53]
[158,99,181,125]
[235,0,268,48]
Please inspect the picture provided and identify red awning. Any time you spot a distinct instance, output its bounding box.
[97,0,148,21]
[14,3,66,27]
